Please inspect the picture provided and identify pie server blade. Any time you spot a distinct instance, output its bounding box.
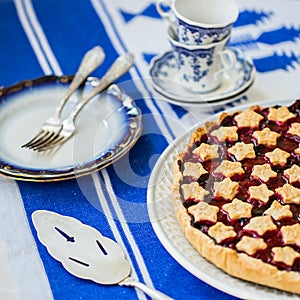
[32,210,172,300]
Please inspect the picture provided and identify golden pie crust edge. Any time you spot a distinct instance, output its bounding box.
[172,114,300,295]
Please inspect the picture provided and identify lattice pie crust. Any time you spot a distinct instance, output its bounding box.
[172,100,300,294]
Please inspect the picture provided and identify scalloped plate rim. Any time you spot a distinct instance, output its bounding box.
[147,99,297,300]
[0,75,142,182]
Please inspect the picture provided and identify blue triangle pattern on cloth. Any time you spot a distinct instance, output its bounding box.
[119,2,161,23]
[253,52,300,72]
[234,9,274,27]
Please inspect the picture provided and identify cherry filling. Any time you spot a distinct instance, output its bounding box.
[179,100,300,272]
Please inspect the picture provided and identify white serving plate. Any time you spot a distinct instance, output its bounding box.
[147,99,298,299]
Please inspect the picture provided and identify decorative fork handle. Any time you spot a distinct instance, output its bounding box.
[54,46,105,117]
[67,52,134,121]
[119,276,174,300]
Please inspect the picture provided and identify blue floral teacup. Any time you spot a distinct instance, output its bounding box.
[157,0,239,45]
[167,27,237,93]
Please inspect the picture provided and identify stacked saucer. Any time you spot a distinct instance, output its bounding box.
[150,0,255,107]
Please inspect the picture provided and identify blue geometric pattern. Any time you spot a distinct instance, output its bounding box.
[119,2,161,23]
[231,26,300,47]
[234,10,274,27]
[143,52,157,65]
[253,52,300,72]
[257,26,300,44]
[169,103,188,118]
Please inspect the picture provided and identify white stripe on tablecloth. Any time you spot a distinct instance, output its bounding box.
[0,242,18,300]
[0,177,53,300]
[14,0,52,75]
[22,0,62,75]
[100,169,155,291]
[91,172,147,300]
[91,0,177,143]
[90,0,175,292]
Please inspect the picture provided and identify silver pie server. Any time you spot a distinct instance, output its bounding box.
[32,210,173,300]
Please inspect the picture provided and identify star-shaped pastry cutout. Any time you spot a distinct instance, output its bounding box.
[276,184,300,204]
[236,236,267,255]
[191,126,208,143]
[208,222,237,244]
[264,200,292,221]
[234,109,264,128]
[214,178,239,200]
[222,198,252,220]
[281,224,300,247]
[251,164,277,182]
[265,148,290,165]
[284,165,300,183]
[214,160,244,178]
[288,122,300,138]
[192,143,219,161]
[228,142,256,161]
[252,128,280,147]
[244,215,277,236]
[183,162,208,179]
[249,184,274,203]
[272,246,300,266]
[210,126,238,142]
[188,202,219,223]
[181,182,209,201]
[268,106,295,123]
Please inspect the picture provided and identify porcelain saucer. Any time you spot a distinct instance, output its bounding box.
[149,48,255,105]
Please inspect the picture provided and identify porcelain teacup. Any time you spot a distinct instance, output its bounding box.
[167,27,237,93]
[157,0,239,45]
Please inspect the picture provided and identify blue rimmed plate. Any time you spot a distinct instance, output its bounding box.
[0,76,142,181]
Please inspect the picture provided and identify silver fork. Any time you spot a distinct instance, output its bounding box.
[22,46,105,149]
[33,52,134,152]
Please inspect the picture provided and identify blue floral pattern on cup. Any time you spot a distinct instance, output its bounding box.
[176,47,215,83]
[178,19,232,45]
[156,0,239,45]
[168,29,236,93]
[174,46,216,91]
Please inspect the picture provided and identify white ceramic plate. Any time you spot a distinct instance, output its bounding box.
[147,99,298,299]
[0,76,142,181]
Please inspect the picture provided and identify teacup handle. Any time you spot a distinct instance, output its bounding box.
[156,0,172,17]
[156,0,177,32]
[215,49,237,78]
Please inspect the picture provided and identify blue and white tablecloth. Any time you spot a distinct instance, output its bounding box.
[1,0,300,299]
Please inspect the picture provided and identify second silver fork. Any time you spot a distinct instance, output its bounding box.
[22,45,105,149]
[32,52,135,152]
